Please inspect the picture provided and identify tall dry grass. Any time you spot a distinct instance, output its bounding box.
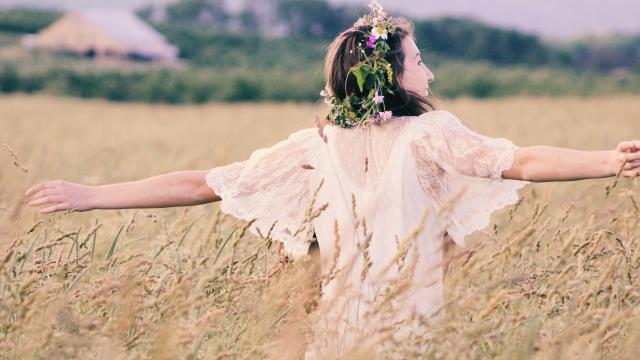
[2,94,640,359]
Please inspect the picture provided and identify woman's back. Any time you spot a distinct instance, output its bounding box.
[205,109,532,357]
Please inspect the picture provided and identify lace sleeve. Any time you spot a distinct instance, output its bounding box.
[205,128,322,260]
[410,110,532,247]
[412,110,519,180]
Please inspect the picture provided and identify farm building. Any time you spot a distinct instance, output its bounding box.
[21,9,179,62]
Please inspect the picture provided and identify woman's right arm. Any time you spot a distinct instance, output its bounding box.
[506,141,640,182]
[25,170,220,214]
[413,111,640,183]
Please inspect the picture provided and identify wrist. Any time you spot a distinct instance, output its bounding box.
[608,149,623,177]
[86,185,103,210]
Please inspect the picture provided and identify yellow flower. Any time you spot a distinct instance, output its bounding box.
[385,63,393,82]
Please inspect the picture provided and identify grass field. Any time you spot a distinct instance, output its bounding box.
[2,94,640,359]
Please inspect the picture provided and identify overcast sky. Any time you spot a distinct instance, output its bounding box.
[1,0,639,40]
[332,0,640,40]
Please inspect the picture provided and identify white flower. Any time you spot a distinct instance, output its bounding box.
[371,26,388,40]
[373,92,384,104]
[320,88,334,105]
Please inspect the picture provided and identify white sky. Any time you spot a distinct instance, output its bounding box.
[1,0,639,40]
[331,0,640,40]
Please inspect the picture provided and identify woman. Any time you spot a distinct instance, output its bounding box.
[24,2,640,358]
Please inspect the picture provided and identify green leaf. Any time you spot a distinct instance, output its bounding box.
[351,65,368,93]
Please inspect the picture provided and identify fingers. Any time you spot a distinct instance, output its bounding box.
[624,151,640,162]
[621,156,640,177]
[28,194,63,207]
[617,141,632,152]
[25,181,65,202]
[618,140,640,153]
[24,181,65,213]
[24,180,86,214]
[624,159,640,170]
[26,187,55,201]
[25,180,61,199]
[40,203,70,214]
[25,190,60,209]
[25,182,47,197]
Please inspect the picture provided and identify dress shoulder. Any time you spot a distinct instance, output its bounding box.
[407,109,532,247]
[205,127,325,260]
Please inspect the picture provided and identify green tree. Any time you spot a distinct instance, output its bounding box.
[0,8,61,34]
[414,17,549,66]
[0,65,19,93]
[276,0,353,39]
[165,0,229,29]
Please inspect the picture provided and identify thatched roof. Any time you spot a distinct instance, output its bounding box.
[25,8,179,61]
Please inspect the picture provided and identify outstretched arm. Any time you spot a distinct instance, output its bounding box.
[24,170,221,214]
[503,141,640,182]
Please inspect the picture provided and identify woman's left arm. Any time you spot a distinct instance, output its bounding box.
[503,141,640,182]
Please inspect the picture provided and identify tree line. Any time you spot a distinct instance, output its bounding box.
[0,3,638,103]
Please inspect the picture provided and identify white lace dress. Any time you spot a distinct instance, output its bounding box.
[205,110,532,358]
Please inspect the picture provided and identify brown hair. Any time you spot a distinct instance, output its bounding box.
[323,16,436,120]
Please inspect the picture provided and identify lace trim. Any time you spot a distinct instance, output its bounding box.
[205,168,313,259]
[490,138,519,180]
[445,142,531,247]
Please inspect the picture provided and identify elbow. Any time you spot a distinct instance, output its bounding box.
[197,182,221,203]
[199,179,222,203]
[502,148,535,181]
[192,170,221,204]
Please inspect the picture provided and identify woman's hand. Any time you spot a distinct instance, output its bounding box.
[24,180,95,214]
[613,140,640,177]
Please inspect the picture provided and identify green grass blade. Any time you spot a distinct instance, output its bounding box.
[106,224,124,261]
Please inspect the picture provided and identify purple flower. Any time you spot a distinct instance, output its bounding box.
[366,113,384,125]
[378,111,393,122]
[366,35,377,49]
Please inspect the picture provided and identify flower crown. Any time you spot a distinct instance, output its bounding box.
[320,1,397,129]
